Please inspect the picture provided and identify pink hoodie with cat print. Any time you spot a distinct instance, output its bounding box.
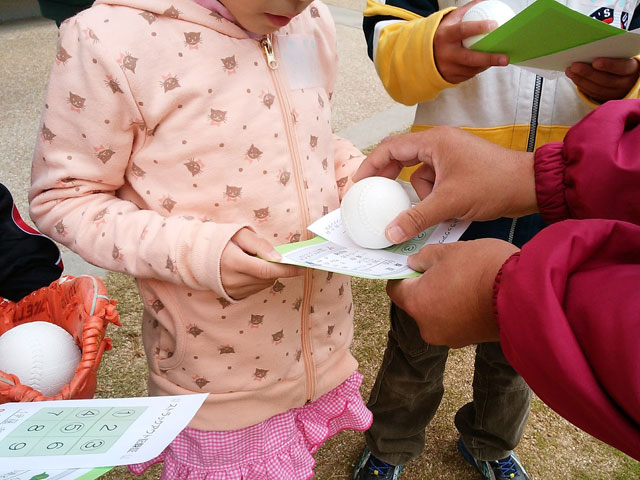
[30,0,364,430]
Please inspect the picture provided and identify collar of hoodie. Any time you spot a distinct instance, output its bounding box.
[192,0,262,38]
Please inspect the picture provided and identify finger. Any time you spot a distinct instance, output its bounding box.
[455,19,498,43]
[456,45,508,68]
[568,62,632,91]
[264,262,305,279]
[243,254,305,280]
[406,244,448,272]
[488,52,510,67]
[444,65,491,84]
[385,278,402,299]
[233,228,282,262]
[385,277,420,313]
[439,59,502,84]
[567,71,620,100]
[385,191,456,244]
[353,133,425,182]
[352,157,403,183]
[592,57,640,76]
[409,163,435,200]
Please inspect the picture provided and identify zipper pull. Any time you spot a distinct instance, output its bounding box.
[260,35,278,70]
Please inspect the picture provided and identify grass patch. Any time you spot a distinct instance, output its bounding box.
[96,269,638,479]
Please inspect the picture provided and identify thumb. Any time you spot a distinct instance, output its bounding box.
[265,261,306,279]
[385,277,419,312]
[406,243,448,273]
[234,228,282,262]
[385,192,457,244]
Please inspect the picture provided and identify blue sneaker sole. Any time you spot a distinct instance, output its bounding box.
[457,438,482,473]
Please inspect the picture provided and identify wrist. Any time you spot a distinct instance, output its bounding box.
[506,151,537,217]
[475,240,519,343]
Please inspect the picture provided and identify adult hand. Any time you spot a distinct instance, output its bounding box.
[221,228,304,300]
[433,0,509,84]
[387,239,518,348]
[353,126,537,244]
[566,57,640,102]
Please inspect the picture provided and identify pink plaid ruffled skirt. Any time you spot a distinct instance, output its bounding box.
[129,371,372,479]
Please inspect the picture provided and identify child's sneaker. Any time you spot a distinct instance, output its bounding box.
[457,438,531,480]
[350,447,404,480]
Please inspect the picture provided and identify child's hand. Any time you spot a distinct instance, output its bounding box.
[433,0,509,84]
[566,57,640,102]
[221,228,304,300]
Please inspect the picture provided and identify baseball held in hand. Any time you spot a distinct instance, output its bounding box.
[0,321,81,396]
[341,176,412,249]
[461,0,515,48]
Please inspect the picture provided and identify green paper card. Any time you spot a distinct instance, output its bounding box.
[274,209,471,279]
[470,0,640,69]
[0,467,113,480]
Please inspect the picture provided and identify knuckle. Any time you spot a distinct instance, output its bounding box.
[256,237,272,252]
[403,208,429,234]
[282,266,298,278]
[257,262,274,280]
[379,134,394,146]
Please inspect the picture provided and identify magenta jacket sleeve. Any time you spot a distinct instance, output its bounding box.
[533,99,640,224]
[494,99,640,461]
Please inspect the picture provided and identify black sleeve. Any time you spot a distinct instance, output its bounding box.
[363,0,440,60]
[0,184,62,301]
[37,0,93,27]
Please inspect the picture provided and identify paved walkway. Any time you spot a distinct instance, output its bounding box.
[0,3,415,277]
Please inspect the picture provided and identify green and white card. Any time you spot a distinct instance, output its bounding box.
[275,209,469,279]
[471,0,640,71]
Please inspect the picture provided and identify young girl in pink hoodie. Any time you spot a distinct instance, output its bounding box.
[30,0,371,478]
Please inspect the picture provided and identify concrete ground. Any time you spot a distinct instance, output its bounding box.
[2,6,635,480]
[0,1,414,278]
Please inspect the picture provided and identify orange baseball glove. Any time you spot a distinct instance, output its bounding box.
[0,274,120,402]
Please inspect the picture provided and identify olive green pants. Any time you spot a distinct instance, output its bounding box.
[364,304,532,465]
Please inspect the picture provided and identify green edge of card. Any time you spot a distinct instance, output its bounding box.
[274,237,421,279]
[74,466,114,480]
[471,0,625,63]
[274,235,327,255]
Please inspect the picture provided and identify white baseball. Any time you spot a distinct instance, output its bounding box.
[461,0,515,48]
[341,176,412,249]
[0,321,81,396]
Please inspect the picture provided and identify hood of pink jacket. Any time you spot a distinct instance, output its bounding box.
[94,0,249,38]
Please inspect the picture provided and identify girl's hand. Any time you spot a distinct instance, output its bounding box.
[433,0,509,84]
[566,57,640,102]
[220,228,304,300]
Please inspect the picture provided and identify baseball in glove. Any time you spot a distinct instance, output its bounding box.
[0,274,120,402]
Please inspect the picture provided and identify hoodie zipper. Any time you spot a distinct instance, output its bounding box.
[260,34,316,403]
[260,35,278,70]
[508,74,543,244]
[526,75,544,152]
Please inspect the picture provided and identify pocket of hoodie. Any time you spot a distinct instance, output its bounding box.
[277,34,327,89]
[139,280,187,373]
